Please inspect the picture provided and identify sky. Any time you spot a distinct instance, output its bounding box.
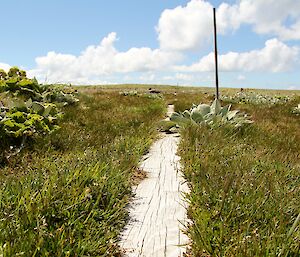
[0,0,299,89]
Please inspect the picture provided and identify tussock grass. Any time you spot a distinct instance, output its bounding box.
[0,89,165,256]
[177,94,300,256]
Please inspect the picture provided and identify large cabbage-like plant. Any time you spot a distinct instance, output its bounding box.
[170,99,253,128]
[0,98,61,161]
[0,66,79,163]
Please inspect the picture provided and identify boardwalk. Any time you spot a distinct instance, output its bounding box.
[119,105,189,257]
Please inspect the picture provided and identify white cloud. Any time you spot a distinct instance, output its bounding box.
[237,75,246,81]
[175,39,299,73]
[217,0,300,41]
[175,73,194,81]
[156,0,300,53]
[216,3,240,33]
[139,73,155,81]
[29,32,182,84]
[10,0,300,85]
[157,0,213,51]
[0,63,11,71]
[236,0,300,40]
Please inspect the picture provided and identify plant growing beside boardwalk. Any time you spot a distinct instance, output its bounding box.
[173,92,300,257]
[292,104,300,114]
[170,99,252,128]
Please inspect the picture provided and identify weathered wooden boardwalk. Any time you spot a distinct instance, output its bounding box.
[119,105,189,257]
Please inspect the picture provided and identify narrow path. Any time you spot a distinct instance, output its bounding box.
[119,105,189,257]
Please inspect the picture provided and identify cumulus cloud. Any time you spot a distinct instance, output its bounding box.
[0,63,11,71]
[175,39,299,72]
[237,75,246,81]
[157,0,300,53]
[139,73,156,82]
[29,32,182,84]
[157,0,214,52]
[236,0,300,40]
[175,73,194,81]
[19,0,300,84]
[215,0,300,41]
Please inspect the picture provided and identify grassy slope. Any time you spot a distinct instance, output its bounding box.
[174,92,300,256]
[0,89,165,256]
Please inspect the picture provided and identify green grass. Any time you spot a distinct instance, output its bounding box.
[1,84,300,256]
[176,93,300,256]
[0,89,165,256]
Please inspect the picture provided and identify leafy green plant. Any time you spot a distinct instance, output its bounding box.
[0,68,79,105]
[7,66,27,78]
[0,67,42,101]
[170,99,253,128]
[0,67,79,163]
[292,104,300,115]
[0,98,61,161]
[42,85,79,106]
[0,69,7,80]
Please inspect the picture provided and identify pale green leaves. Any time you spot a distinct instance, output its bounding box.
[170,99,253,129]
[210,98,221,114]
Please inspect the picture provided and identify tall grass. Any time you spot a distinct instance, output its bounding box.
[177,95,300,256]
[0,90,165,256]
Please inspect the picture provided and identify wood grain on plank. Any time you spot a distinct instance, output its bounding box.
[119,105,189,257]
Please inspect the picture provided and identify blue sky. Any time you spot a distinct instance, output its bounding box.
[0,0,299,89]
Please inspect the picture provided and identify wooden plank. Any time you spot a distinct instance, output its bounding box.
[119,105,189,257]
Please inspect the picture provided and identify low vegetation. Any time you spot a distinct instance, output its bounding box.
[176,93,300,256]
[221,91,292,105]
[0,82,165,256]
[1,79,300,256]
[119,89,163,99]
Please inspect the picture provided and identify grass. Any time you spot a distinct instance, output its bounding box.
[175,93,300,256]
[1,84,300,256]
[0,89,165,256]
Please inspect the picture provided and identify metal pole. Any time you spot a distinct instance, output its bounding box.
[213,7,219,100]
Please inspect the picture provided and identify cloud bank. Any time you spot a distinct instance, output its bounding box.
[3,0,299,85]
[29,32,182,83]
[176,39,299,72]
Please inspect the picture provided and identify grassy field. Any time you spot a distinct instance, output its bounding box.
[0,89,165,256]
[0,84,300,256]
[173,90,300,256]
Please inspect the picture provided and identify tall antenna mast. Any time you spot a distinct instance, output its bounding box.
[213,7,219,100]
